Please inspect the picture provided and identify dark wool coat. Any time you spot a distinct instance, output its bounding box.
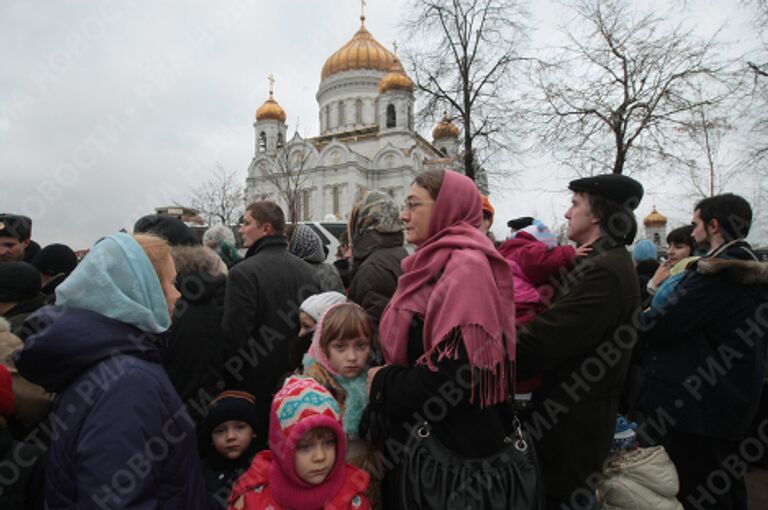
[637,241,768,441]
[0,427,45,510]
[367,317,511,510]
[164,248,228,424]
[221,235,319,447]
[516,237,641,506]
[13,306,207,510]
[348,231,407,328]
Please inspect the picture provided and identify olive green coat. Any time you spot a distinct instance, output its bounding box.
[517,237,640,507]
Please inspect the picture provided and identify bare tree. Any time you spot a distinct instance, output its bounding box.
[190,164,245,226]
[261,145,313,224]
[401,0,529,183]
[531,0,733,176]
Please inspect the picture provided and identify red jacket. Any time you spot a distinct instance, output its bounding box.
[228,451,371,510]
[498,231,576,285]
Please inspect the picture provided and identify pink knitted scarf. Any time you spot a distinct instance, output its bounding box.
[379,170,517,407]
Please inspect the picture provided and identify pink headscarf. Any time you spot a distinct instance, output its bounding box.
[306,302,367,377]
[379,170,516,407]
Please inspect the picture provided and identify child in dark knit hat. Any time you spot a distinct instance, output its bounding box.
[200,391,260,510]
[0,364,46,509]
[229,376,370,510]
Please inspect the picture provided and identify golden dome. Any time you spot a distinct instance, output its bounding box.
[321,17,404,81]
[256,92,286,123]
[432,115,460,140]
[643,206,667,227]
[379,68,413,93]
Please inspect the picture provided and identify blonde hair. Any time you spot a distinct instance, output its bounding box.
[134,234,173,281]
[320,303,373,353]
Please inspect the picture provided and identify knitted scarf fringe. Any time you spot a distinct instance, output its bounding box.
[417,324,513,408]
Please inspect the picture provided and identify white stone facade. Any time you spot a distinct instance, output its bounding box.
[245,23,462,221]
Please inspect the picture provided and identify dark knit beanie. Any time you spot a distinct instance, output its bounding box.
[200,391,260,440]
[133,215,199,246]
[0,262,41,302]
[31,243,79,276]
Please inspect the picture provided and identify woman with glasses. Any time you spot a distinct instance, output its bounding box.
[365,169,519,509]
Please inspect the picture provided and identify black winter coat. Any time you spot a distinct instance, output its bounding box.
[165,261,227,424]
[517,237,641,506]
[221,236,319,446]
[348,231,406,328]
[637,240,768,441]
[367,317,510,509]
[0,428,45,510]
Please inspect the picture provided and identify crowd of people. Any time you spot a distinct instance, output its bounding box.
[0,168,766,510]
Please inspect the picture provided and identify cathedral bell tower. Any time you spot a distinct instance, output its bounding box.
[254,75,287,156]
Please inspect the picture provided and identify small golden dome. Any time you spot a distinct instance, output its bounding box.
[321,18,404,81]
[256,92,286,123]
[432,115,460,140]
[643,206,667,227]
[379,68,413,93]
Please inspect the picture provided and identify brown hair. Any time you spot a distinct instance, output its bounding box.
[320,303,373,353]
[300,426,336,443]
[134,234,173,282]
[413,169,445,200]
[246,201,285,235]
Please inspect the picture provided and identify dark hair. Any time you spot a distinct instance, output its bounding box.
[586,194,637,246]
[666,225,696,250]
[246,201,285,235]
[694,193,752,241]
[413,169,445,200]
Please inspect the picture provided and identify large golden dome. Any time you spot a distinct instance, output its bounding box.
[256,92,286,123]
[643,206,667,227]
[433,115,460,140]
[321,17,404,81]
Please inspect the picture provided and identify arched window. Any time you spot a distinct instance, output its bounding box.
[338,101,346,127]
[386,104,396,128]
[653,232,661,246]
[302,189,311,221]
[258,132,267,153]
[332,186,340,217]
[355,99,363,124]
[276,132,284,150]
[407,106,413,130]
[439,147,448,157]
[324,105,330,131]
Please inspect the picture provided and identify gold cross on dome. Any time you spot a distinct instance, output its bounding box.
[268,74,275,96]
[361,0,367,20]
[392,40,398,56]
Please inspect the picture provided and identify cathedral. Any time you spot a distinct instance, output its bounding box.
[244,12,464,221]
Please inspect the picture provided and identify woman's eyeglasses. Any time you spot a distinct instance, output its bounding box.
[402,199,434,212]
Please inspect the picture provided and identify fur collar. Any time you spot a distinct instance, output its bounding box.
[697,258,768,285]
[0,317,10,334]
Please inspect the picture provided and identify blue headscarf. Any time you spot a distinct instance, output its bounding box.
[55,233,171,333]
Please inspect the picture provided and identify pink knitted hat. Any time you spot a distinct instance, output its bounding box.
[267,376,347,510]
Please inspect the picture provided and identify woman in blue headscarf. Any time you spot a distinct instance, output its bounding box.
[14,233,207,509]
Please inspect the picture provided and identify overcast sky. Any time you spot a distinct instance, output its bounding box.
[1,0,762,249]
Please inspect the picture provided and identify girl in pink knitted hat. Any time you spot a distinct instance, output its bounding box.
[228,376,370,510]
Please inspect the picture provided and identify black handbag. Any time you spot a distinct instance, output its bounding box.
[398,338,545,510]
